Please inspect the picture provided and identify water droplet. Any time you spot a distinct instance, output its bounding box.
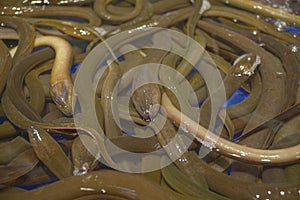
[178,157,188,163]
[80,187,95,191]
[100,189,106,193]
[274,20,287,32]
[291,45,298,53]
[180,122,189,133]
[276,71,284,76]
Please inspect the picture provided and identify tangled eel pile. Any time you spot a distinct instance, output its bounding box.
[0,0,299,199]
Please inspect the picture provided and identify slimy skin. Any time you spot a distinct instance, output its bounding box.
[0,170,177,200]
[0,16,35,64]
[33,36,74,116]
[94,0,144,23]
[217,0,300,27]
[162,93,300,165]
[28,126,73,179]
[0,6,101,26]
